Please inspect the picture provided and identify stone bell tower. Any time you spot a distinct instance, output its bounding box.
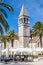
[18,5,30,48]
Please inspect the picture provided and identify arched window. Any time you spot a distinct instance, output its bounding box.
[24,18,28,23]
[24,18,26,22]
[27,18,28,22]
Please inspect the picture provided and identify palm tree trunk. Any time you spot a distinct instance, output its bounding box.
[11,40,14,48]
[4,42,6,49]
[40,34,42,48]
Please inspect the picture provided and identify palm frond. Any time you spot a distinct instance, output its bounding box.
[0,25,3,35]
[0,8,8,18]
[0,13,9,32]
[0,3,14,13]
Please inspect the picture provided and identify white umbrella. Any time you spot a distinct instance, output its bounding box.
[35,48,43,54]
[36,48,43,52]
[2,49,7,52]
[2,49,8,55]
[15,48,32,55]
[12,48,32,52]
[9,48,19,52]
[9,48,32,55]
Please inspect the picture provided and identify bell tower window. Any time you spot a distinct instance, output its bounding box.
[24,18,26,22]
[27,18,28,22]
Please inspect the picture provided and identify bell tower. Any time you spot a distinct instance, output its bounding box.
[18,5,30,48]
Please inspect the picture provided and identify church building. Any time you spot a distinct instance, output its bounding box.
[0,5,43,56]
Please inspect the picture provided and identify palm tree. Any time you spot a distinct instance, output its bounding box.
[1,35,10,49]
[1,30,19,48]
[32,21,43,47]
[0,2,14,35]
[8,30,19,47]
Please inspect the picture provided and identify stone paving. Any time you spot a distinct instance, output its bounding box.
[0,62,43,65]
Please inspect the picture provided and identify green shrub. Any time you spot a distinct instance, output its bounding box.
[32,55,38,59]
[15,54,38,59]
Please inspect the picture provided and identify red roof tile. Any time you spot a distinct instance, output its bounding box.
[30,36,39,43]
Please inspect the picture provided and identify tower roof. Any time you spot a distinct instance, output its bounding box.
[19,5,29,17]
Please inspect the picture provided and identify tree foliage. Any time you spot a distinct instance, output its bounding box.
[0,2,14,35]
[32,21,43,47]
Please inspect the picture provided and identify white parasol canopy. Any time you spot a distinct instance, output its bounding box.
[9,48,33,55]
[36,48,43,52]
[2,49,7,52]
[2,47,43,55]
[9,48,32,52]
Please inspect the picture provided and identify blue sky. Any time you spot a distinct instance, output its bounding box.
[4,0,43,33]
